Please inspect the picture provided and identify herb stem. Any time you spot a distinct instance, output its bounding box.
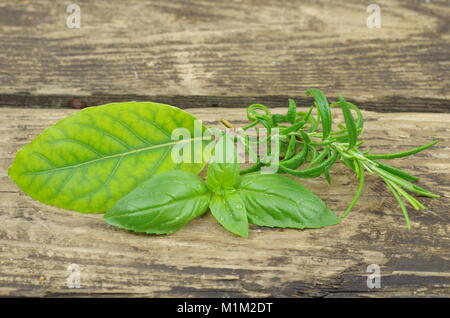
[220,119,235,129]
[341,160,365,218]
[385,180,412,230]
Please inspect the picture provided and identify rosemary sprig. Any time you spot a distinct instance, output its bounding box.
[233,89,440,229]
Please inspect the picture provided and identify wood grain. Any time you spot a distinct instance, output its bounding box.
[0,107,449,297]
[0,0,449,111]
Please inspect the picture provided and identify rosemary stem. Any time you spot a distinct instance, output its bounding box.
[341,160,365,218]
[220,119,235,129]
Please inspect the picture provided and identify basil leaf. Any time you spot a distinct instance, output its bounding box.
[306,88,332,139]
[8,102,210,213]
[209,191,248,237]
[206,162,240,193]
[237,173,339,229]
[104,170,210,234]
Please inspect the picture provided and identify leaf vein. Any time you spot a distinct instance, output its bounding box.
[100,113,152,146]
[73,156,124,202]
[51,138,104,157]
[130,112,171,138]
[23,137,209,176]
[76,122,132,150]
[32,152,56,168]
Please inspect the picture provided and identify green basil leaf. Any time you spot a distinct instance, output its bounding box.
[8,102,209,213]
[206,162,240,193]
[237,173,339,229]
[209,191,248,237]
[306,88,332,139]
[104,170,210,234]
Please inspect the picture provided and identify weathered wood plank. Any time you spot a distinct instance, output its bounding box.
[0,107,449,297]
[0,0,449,111]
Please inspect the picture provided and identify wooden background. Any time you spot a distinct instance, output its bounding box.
[1,0,449,111]
[0,0,449,297]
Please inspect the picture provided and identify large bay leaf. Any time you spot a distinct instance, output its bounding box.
[8,102,210,213]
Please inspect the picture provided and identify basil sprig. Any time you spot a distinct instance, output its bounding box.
[104,162,339,237]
